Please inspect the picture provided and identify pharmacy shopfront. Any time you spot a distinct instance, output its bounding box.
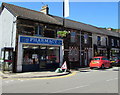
[17,35,63,72]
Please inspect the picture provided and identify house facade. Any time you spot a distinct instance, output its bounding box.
[0,3,120,72]
[108,36,120,57]
[0,3,64,72]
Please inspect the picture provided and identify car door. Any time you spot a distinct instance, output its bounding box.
[102,58,107,67]
[105,58,110,67]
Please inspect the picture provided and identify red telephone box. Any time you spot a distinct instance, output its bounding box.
[1,47,13,72]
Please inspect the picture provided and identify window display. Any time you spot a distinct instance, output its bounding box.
[22,45,60,69]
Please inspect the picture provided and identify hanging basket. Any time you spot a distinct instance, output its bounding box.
[57,31,69,38]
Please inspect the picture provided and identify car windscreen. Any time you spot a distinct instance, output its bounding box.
[93,58,100,60]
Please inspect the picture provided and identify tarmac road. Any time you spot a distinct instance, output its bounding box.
[2,67,119,93]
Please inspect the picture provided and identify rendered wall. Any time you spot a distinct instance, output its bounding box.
[0,7,17,58]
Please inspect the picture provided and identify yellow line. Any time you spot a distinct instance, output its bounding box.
[1,72,77,80]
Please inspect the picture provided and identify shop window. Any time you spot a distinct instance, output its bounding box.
[22,45,60,67]
[23,45,39,65]
[47,46,60,63]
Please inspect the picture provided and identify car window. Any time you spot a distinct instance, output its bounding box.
[110,57,120,60]
[102,58,108,60]
[93,58,100,60]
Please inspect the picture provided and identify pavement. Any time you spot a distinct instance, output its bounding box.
[0,67,90,79]
[0,71,71,79]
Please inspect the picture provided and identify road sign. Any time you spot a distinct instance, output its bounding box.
[61,61,67,69]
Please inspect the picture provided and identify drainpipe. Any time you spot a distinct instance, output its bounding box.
[11,16,16,47]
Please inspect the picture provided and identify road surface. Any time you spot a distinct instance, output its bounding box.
[2,67,119,93]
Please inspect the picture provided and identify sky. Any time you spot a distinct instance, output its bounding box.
[0,1,118,29]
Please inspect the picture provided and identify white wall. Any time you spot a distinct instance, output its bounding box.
[0,7,17,57]
[0,11,2,57]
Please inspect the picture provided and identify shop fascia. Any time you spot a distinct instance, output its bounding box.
[19,35,63,46]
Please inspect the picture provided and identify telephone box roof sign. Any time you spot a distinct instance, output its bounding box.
[19,35,63,46]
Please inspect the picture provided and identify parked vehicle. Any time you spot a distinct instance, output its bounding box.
[89,56,112,69]
[110,56,120,66]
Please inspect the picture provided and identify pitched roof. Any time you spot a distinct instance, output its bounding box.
[1,2,120,37]
[52,15,119,36]
[1,2,62,25]
[51,15,102,34]
[99,28,119,37]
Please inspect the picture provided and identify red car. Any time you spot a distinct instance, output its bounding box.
[110,56,120,66]
[89,56,112,69]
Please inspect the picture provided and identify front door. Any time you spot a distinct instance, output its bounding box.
[39,46,47,69]
[84,52,88,66]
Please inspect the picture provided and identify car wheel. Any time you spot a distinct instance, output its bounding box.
[109,65,112,68]
[90,67,93,69]
[101,64,104,69]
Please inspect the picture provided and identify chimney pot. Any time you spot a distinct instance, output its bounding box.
[40,5,49,15]
[107,28,112,31]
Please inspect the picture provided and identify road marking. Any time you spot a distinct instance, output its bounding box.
[5,81,9,83]
[2,72,77,80]
[52,85,89,93]
[20,80,24,82]
[10,80,14,82]
[106,78,118,81]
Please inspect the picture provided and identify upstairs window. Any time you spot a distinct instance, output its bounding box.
[111,39,114,46]
[71,32,76,43]
[84,34,88,44]
[117,40,120,47]
[20,26,35,35]
[43,25,56,38]
[35,25,43,36]
[105,37,108,46]
[97,36,101,46]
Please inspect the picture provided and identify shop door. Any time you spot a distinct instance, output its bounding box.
[39,46,47,69]
[84,52,88,66]
[84,50,89,67]
[39,46,60,70]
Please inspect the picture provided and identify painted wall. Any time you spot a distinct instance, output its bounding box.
[0,11,2,57]
[0,7,17,57]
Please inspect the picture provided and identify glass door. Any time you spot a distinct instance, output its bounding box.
[39,46,47,69]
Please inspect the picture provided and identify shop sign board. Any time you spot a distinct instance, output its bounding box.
[19,35,63,46]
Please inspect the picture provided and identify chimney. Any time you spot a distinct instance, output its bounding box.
[107,28,112,31]
[40,5,49,15]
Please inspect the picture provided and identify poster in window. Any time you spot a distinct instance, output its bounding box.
[68,47,79,62]
[5,51,9,60]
